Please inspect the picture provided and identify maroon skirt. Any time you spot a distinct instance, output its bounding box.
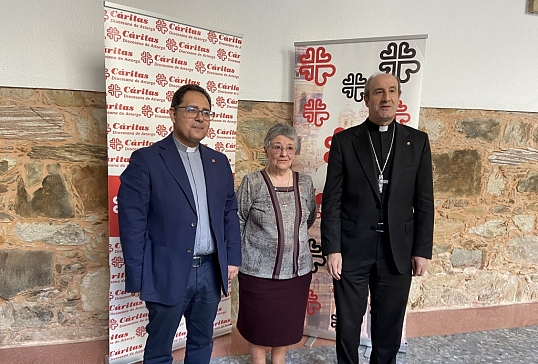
[237,271,312,347]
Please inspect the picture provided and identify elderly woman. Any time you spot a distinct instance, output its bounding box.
[236,123,316,364]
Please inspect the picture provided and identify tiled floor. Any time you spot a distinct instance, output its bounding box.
[204,325,538,364]
[1,325,537,363]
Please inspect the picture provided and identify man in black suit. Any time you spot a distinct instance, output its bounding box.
[321,72,434,364]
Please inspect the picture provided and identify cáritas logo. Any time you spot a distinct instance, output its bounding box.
[111,123,150,131]
[110,67,149,80]
[105,47,133,56]
[109,10,149,24]
[168,22,201,36]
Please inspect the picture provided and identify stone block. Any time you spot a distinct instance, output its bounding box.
[28,144,107,162]
[44,90,86,107]
[434,218,464,239]
[487,168,506,196]
[16,173,74,218]
[489,148,538,166]
[503,121,531,146]
[76,112,106,144]
[512,214,534,232]
[464,205,488,215]
[71,164,108,212]
[500,275,523,302]
[446,212,471,221]
[451,248,482,268]
[433,150,481,196]
[24,160,43,187]
[0,88,36,105]
[0,156,17,175]
[469,220,506,238]
[456,118,500,142]
[518,170,538,193]
[489,205,511,214]
[0,107,70,141]
[419,118,445,143]
[465,271,497,294]
[0,250,54,299]
[506,236,538,264]
[433,242,452,255]
[477,287,502,304]
[14,304,54,326]
[0,212,14,222]
[81,268,109,311]
[525,202,538,212]
[14,222,89,245]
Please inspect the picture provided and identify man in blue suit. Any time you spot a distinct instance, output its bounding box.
[118,84,241,364]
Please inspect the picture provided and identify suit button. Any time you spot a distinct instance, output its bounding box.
[186,248,192,254]
[190,222,196,227]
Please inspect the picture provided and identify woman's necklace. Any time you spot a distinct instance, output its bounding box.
[266,168,292,192]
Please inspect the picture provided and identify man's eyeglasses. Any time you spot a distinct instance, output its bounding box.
[175,106,215,121]
[270,145,296,155]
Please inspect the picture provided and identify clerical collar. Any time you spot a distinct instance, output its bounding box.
[365,118,394,133]
[173,135,199,153]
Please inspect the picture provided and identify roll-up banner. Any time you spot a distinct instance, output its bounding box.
[104,2,241,362]
[293,34,427,354]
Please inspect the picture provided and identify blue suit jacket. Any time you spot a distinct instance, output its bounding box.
[118,134,241,305]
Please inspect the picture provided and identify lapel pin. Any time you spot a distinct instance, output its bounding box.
[211,159,216,163]
[407,141,411,146]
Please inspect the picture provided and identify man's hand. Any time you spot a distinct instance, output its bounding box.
[130,292,140,297]
[327,253,342,280]
[411,256,428,276]
[228,265,239,280]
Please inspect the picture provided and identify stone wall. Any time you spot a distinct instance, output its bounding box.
[0,88,109,347]
[0,87,537,348]
[414,109,538,309]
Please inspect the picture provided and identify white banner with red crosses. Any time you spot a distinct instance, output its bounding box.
[293,34,427,353]
[104,2,241,363]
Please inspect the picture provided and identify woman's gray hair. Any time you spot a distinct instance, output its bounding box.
[263,123,299,149]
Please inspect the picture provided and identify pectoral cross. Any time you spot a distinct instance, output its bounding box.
[378,174,388,194]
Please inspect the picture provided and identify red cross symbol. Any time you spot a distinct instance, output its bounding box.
[217,48,227,61]
[141,51,153,66]
[156,124,168,137]
[303,98,330,127]
[306,289,322,315]
[156,73,168,87]
[207,31,218,44]
[111,256,124,268]
[299,47,336,86]
[206,81,217,93]
[195,61,206,74]
[142,105,154,118]
[106,27,121,42]
[109,318,119,330]
[109,138,123,152]
[156,20,168,34]
[107,84,122,98]
[396,100,411,125]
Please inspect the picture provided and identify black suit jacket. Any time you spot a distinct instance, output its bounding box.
[321,120,434,274]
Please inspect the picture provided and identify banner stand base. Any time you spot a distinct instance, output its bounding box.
[362,339,408,357]
[304,336,317,347]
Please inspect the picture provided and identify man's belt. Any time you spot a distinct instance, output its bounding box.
[192,254,214,268]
